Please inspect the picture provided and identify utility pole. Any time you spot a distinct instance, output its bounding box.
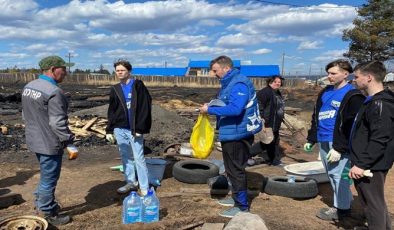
[65,52,74,73]
[281,52,285,76]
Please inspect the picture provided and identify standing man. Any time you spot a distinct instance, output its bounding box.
[304,59,365,221]
[22,56,74,226]
[105,59,152,196]
[199,55,262,218]
[349,61,394,230]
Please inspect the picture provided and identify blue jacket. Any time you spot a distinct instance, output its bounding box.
[208,69,262,141]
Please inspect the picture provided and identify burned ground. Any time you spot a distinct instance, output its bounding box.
[0,83,393,230]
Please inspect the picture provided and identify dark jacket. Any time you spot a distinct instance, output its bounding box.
[350,89,394,171]
[307,86,365,154]
[105,79,152,135]
[256,86,284,132]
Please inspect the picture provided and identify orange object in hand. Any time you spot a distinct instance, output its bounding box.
[66,144,78,160]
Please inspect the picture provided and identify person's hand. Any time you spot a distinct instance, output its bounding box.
[303,143,314,153]
[106,134,116,144]
[199,103,209,114]
[135,133,142,137]
[326,149,341,163]
[349,165,365,179]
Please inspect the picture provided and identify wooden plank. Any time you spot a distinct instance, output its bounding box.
[90,127,106,135]
[82,117,98,130]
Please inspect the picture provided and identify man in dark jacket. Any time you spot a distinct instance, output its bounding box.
[22,56,74,226]
[304,59,365,221]
[105,59,152,196]
[349,60,394,230]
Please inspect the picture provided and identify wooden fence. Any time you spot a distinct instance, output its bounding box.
[0,73,305,89]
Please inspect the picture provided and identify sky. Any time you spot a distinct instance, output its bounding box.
[0,0,368,75]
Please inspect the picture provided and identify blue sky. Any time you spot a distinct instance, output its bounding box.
[0,0,368,75]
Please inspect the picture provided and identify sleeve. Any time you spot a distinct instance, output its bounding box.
[48,90,74,144]
[257,88,271,126]
[208,82,249,116]
[355,100,392,169]
[135,81,152,134]
[105,87,117,134]
[306,89,325,145]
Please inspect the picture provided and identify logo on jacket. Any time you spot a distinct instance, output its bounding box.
[247,112,262,132]
[331,100,341,108]
[22,88,42,100]
[318,110,336,120]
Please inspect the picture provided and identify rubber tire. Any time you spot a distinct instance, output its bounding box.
[263,176,318,199]
[172,160,219,184]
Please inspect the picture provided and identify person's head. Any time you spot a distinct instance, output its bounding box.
[39,56,67,83]
[210,55,233,79]
[114,59,132,81]
[325,59,353,86]
[353,60,386,90]
[267,75,284,90]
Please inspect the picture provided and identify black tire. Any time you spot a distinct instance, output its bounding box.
[172,160,219,184]
[263,176,318,199]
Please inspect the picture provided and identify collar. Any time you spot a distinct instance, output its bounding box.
[39,75,57,86]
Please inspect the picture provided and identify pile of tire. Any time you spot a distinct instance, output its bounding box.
[262,176,318,199]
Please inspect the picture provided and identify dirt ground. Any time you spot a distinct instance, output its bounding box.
[0,84,393,230]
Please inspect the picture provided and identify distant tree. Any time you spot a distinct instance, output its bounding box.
[97,64,110,74]
[342,0,394,63]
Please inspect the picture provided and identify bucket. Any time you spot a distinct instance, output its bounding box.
[146,158,167,182]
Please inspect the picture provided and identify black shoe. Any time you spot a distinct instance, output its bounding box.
[45,214,71,226]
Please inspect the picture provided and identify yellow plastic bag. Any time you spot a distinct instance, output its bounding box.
[190,114,214,159]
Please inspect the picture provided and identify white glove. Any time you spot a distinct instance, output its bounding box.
[135,133,142,137]
[106,134,116,144]
[326,148,341,163]
[363,169,373,177]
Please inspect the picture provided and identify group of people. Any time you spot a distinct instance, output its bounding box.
[21,55,393,229]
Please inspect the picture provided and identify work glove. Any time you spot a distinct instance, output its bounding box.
[106,134,116,144]
[135,133,142,137]
[326,148,341,163]
[303,143,314,153]
[363,169,373,177]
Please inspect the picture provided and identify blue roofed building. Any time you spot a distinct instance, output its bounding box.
[130,60,280,77]
[240,65,280,77]
[188,60,241,77]
[133,67,187,77]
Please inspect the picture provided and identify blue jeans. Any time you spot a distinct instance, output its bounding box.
[34,153,63,215]
[114,128,149,191]
[319,142,352,210]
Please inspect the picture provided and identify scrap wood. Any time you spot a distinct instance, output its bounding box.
[0,125,8,135]
[82,117,98,130]
[90,126,106,135]
[180,220,204,230]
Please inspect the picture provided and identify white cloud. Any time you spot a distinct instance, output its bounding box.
[252,48,272,55]
[313,49,348,62]
[297,40,323,50]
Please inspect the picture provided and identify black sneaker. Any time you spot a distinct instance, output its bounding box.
[45,214,71,226]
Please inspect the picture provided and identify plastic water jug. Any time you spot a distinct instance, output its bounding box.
[142,188,160,223]
[123,191,142,224]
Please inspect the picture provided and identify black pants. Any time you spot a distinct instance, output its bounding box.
[263,130,281,164]
[221,136,254,194]
[354,170,392,230]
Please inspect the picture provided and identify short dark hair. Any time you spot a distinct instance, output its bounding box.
[354,60,386,82]
[266,75,284,86]
[114,59,132,71]
[210,55,233,69]
[325,59,353,73]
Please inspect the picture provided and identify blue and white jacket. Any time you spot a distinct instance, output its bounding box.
[208,69,262,141]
